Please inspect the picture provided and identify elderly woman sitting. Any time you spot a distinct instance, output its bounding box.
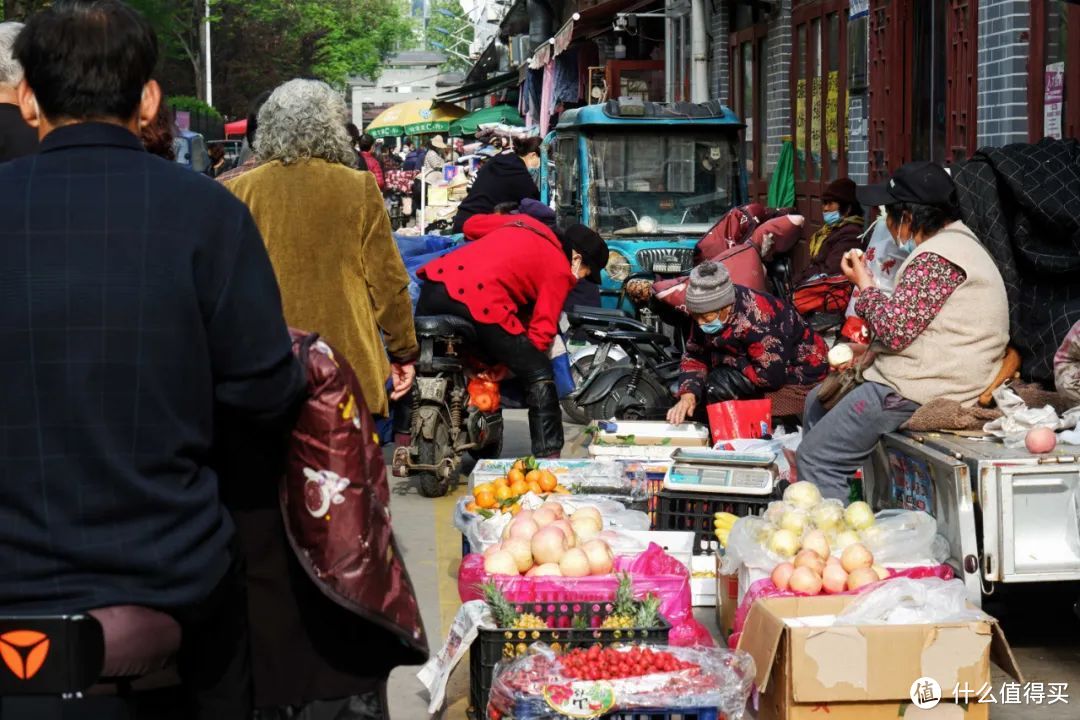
[666,262,829,425]
[797,162,1010,500]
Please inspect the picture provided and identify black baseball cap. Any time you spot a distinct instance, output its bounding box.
[856,161,956,208]
[563,224,609,283]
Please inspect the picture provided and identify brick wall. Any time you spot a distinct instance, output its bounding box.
[712,2,729,102]
[763,0,792,173]
[977,0,1030,146]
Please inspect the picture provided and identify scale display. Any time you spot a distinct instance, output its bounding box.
[663,448,777,496]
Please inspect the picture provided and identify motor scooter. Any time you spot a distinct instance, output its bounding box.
[391,314,504,498]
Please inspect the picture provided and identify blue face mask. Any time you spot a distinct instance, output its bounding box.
[900,238,917,254]
[699,319,725,335]
[823,210,841,225]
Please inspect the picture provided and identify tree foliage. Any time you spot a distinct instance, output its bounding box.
[424,0,473,73]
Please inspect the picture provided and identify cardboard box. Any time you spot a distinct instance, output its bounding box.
[737,595,1022,720]
[715,560,739,641]
[593,421,710,447]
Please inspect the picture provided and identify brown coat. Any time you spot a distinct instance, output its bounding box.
[226,159,417,416]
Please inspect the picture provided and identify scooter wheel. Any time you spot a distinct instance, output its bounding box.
[416,419,455,498]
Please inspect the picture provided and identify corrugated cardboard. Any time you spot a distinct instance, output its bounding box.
[715,559,738,641]
[738,596,1022,720]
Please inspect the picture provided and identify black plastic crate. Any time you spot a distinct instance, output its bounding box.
[654,489,770,555]
[469,600,670,720]
[508,699,720,720]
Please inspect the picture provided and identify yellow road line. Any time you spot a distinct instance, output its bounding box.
[436,484,471,719]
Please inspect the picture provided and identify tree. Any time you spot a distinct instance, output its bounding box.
[129,0,218,103]
[424,0,473,73]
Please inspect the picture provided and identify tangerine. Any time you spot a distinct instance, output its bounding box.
[494,485,512,502]
[508,503,522,515]
[525,469,542,485]
[554,484,570,494]
[511,459,526,473]
[473,482,494,499]
[474,487,496,509]
[465,501,478,513]
[538,470,558,493]
[507,468,526,486]
[527,480,543,495]
[509,479,529,496]
[493,476,509,489]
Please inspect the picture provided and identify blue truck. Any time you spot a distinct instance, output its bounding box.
[541,98,747,309]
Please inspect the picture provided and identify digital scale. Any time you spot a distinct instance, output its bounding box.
[662,448,778,496]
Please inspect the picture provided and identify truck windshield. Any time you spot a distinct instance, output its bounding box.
[586,129,737,235]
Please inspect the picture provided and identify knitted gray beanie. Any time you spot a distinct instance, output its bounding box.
[685,261,735,313]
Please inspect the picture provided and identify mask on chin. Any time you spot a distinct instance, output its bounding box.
[699,318,724,334]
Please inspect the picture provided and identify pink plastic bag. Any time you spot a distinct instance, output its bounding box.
[458,543,713,647]
[728,564,954,647]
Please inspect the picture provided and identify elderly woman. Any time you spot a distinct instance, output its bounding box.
[223,79,419,718]
[797,162,1009,500]
[225,79,416,418]
[666,262,828,425]
[792,177,865,286]
[451,136,542,233]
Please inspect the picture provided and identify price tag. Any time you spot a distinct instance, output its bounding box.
[543,681,617,718]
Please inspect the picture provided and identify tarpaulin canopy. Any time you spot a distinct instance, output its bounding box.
[224,118,247,137]
[365,100,467,139]
[448,105,524,136]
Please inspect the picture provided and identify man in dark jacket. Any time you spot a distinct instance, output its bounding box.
[451,135,542,233]
[0,22,38,161]
[793,177,866,286]
[0,3,305,717]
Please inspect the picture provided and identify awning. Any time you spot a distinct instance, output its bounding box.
[364,99,467,138]
[448,105,524,136]
[224,118,247,137]
[436,71,520,103]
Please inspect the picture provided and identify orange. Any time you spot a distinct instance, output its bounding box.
[474,487,496,509]
[507,468,526,486]
[538,470,558,493]
[494,485,512,502]
[508,503,521,515]
[525,469,542,485]
[493,476,509,489]
[509,479,529,496]
[473,482,494,499]
[465,501,478,513]
[527,480,543,495]
[511,459,526,473]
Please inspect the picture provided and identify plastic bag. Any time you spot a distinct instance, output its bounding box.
[545,496,650,532]
[416,600,492,713]
[983,385,1080,448]
[834,577,990,626]
[706,399,772,442]
[715,427,802,481]
[486,643,755,719]
[454,492,548,554]
[845,214,911,318]
[860,510,949,564]
[458,543,713,647]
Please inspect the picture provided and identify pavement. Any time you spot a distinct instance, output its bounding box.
[385,410,1080,720]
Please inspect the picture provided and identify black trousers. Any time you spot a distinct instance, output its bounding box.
[413,281,563,456]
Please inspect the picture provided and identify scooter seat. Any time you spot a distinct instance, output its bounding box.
[414,314,477,342]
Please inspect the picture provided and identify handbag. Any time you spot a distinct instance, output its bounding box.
[816,349,877,412]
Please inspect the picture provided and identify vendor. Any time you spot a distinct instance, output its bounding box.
[792,177,865,286]
[797,161,1009,499]
[666,262,829,425]
[1055,320,1080,404]
[451,136,542,234]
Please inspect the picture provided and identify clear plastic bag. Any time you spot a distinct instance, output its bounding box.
[416,601,492,713]
[858,509,946,564]
[833,577,989,626]
[486,643,755,719]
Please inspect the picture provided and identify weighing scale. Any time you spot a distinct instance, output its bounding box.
[662,448,778,496]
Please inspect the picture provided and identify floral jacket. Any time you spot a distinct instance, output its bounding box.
[1055,320,1080,404]
[678,286,829,398]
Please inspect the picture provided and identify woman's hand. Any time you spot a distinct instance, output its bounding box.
[841,249,873,291]
[389,362,416,400]
[666,393,697,425]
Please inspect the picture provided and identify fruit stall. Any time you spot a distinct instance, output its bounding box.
[419,414,1024,719]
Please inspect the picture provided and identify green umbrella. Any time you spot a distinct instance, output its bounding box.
[449,105,525,137]
[767,140,796,210]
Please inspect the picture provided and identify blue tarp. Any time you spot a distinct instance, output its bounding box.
[394,233,462,308]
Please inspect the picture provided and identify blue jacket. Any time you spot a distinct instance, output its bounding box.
[0,123,304,613]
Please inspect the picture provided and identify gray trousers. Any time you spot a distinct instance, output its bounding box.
[797,381,919,501]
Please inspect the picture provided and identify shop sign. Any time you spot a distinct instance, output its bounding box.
[1044,62,1065,140]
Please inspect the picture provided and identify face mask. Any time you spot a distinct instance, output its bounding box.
[900,237,916,254]
[528,166,541,186]
[699,319,725,335]
[823,210,841,225]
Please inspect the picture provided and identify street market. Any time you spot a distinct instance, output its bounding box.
[0,1,1078,720]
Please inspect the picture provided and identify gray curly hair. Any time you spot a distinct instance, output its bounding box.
[256,79,356,167]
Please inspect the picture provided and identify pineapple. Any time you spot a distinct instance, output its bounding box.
[482,582,548,630]
[601,574,638,629]
[632,595,661,628]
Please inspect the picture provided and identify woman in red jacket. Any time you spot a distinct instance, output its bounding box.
[417,213,608,456]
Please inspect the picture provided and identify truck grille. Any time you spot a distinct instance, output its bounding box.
[636,247,695,274]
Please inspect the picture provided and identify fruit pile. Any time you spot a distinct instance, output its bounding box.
[753,481,880,559]
[557,646,696,681]
[468,456,570,516]
[769,541,887,595]
[600,574,660,630]
[483,502,614,578]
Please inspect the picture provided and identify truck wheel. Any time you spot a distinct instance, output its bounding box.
[416,412,456,498]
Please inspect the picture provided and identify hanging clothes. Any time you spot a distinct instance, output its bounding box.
[553,48,580,105]
[540,62,555,136]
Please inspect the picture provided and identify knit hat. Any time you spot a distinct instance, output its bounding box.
[822,178,857,207]
[685,261,735,313]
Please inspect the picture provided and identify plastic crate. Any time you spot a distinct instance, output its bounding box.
[654,490,770,555]
[469,600,670,720]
